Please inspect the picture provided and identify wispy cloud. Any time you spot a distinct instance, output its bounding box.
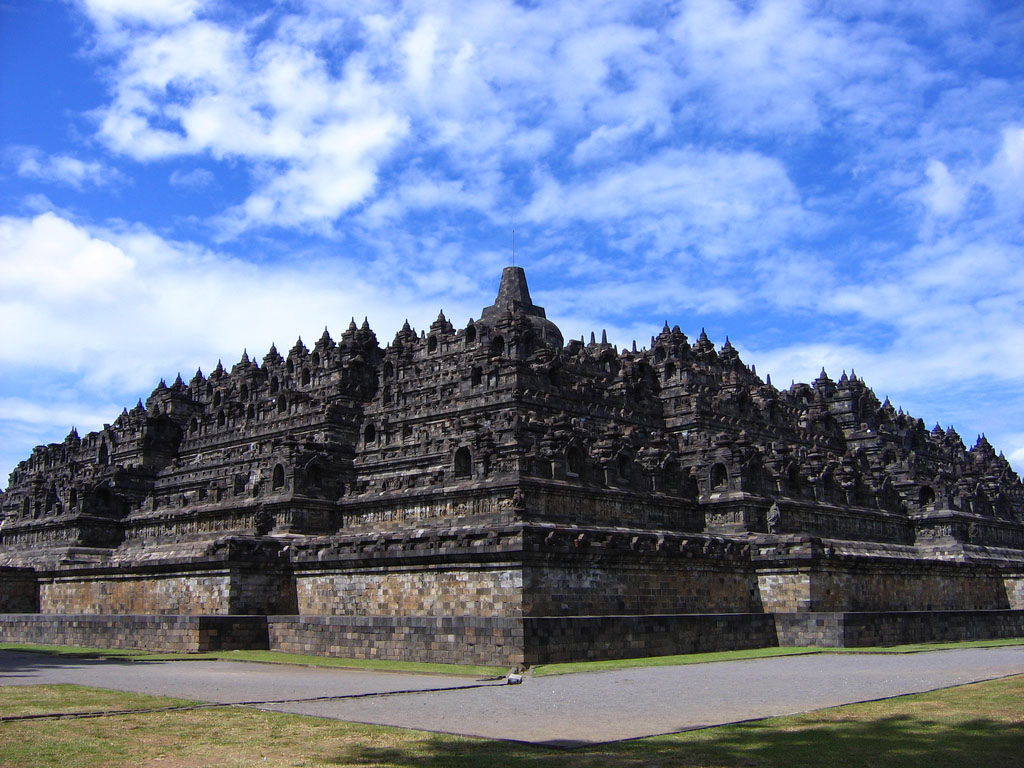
[9,147,122,189]
[2,0,1023,479]
[169,167,215,188]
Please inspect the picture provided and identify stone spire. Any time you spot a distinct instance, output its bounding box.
[479,266,563,348]
[481,266,546,322]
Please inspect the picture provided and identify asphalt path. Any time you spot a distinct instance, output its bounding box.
[3,646,1023,746]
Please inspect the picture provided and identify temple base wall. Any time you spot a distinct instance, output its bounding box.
[268,615,523,667]
[524,560,759,615]
[0,614,269,652]
[1004,574,1024,609]
[757,564,1010,613]
[522,613,777,665]
[39,572,235,615]
[294,565,522,617]
[774,610,1024,647]
[2,608,1023,665]
[37,568,297,616]
[3,526,1023,666]
[32,539,297,616]
[0,567,38,612]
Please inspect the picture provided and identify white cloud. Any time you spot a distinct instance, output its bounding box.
[10,147,119,189]
[983,125,1024,215]
[74,0,970,236]
[0,211,484,395]
[169,167,215,188]
[94,14,410,231]
[572,120,648,165]
[80,0,201,29]
[918,160,968,218]
[668,0,928,134]
[523,148,808,260]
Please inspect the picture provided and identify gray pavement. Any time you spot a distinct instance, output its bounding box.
[3,646,1023,746]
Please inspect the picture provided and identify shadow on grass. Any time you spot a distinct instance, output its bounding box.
[0,648,169,679]
[336,714,1024,768]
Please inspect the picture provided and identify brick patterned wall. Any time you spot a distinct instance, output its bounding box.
[294,565,523,617]
[0,568,38,612]
[775,610,1024,647]
[268,615,524,666]
[1004,575,1024,610]
[523,614,778,665]
[228,567,297,614]
[757,564,1009,613]
[757,570,813,613]
[525,561,760,615]
[39,572,234,614]
[0,614,268,652]
[527,485,704,532]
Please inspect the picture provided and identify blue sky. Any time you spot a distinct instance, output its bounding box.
[1,0,1023,485]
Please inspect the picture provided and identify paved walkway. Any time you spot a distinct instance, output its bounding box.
[3,647,1023,746]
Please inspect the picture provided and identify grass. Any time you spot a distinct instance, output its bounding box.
[0,644,505,679]
[1,675,1021,767]
[530,636,1024,676]
[4,637,1022,681]
[0,684,200,718]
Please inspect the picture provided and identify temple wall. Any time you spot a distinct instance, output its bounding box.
[294,564,522,617]
[774,610,1024,647]
[771,503,913,544]
[1005,574,1024,610]
[38,571,235,615]
[756,571,813,613]
[757,563,1009,613]
[523,560,759,616]
[526,485,703,532]
[342,492,514,533]
[0,567,38,612]
[522,614,778,665]
[0,614,268,652]
[35,553,296,616]
[268,615,523,666]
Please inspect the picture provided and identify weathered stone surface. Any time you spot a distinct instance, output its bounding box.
[774,610,1024,647]
[1,267,1022,665]
[0,568,38,612]
[0,614,269,652]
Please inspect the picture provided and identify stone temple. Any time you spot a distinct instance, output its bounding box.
[1,267,1022,666]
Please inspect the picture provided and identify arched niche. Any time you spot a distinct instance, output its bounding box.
[566,445,584,477]
[453,446,472,479]
[711,462,729,490]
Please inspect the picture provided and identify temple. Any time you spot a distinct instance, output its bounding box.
[1,267,1022,665]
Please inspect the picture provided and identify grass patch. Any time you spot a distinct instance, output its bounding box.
[0,684,199,718]
[4,637,1021,680]
[532,645,820,676]
[825,637,1024,654]
[0,643,156,659]
[531,636,1024,676]
[1,676,1021,767]
[208,650,506,678]
[0,644,504,679]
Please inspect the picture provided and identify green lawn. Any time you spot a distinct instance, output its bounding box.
[4,637,1021,680]
[0,643,505,679]
[1,675,1022,767]
[531,636,1024,676]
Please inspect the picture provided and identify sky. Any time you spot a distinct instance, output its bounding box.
[0,0,1022,486]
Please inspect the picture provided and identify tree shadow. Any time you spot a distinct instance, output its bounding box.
[0,648,172,678]
[334,714,1024,768]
